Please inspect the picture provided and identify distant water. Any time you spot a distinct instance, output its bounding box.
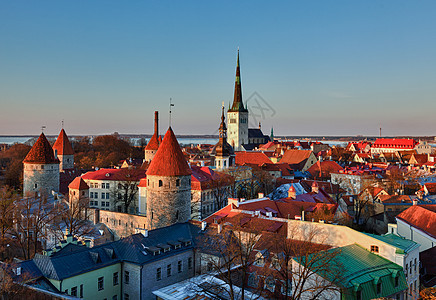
[0,136,347,147]
[0,137,33,145]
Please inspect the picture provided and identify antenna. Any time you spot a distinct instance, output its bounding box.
[41,126,46,133]
[169,98,175,127]
[61,119,64,129]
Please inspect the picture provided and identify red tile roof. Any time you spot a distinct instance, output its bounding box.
[146,127,192,177]
[372,138,418,149]
[396,205,436,238]
[280,149,312,165]
[23,133,59,164]
[52,129,74,156]
[138,178,147,187]
[424,183,436,195]
[68,177,89,190]
[307,160,343,178]
[145,133,160,150]
[82,168,146,181]
[235,151,272,166]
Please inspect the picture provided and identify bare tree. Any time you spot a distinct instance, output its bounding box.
[110,169,143,213]
[12,194,57,259]
[199,215,266,300]
[0,187,17,256]
[50,196,94,245]
[210,172,234,211]
[260,223,343,299]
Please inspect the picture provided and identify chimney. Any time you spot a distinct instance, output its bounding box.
[218,223,223,233]
[93,208,100,225]
[302,210,305,221]
[142,229,148,237]
[258,193,264,198]
[228,198,239,208]
[412,199,418,205]
[201,221,207,231]
[84,240,91,248]
[154,111,159,137]
[288,185,296,199]
[312,181,319,193]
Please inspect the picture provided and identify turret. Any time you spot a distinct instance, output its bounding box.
[146,127,192,230]
[144,111,160,163]
[23,133,60,196]
[53,129,74,171]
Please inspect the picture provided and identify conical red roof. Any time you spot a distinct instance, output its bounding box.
[23,133,59,164]
[146,127,192,176]
[145,133,160,150]
[68,177,89,190]
[53,129,74,155]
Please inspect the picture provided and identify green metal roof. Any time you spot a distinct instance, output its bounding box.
[294,244,408,300]
[364,233,419,254]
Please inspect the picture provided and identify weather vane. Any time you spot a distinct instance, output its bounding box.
[169,98,175,127]
[41,125,46,133]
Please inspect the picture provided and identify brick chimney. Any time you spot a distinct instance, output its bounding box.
[288,185,296,199]
[154,111,159,137]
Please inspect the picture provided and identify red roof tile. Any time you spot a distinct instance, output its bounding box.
[397,205,436,238]
[82,168,146,181]
[235,151,272,166]
[280,149,312,165]
[23,133,59,164]
[307,160,343,178]
[145,133,160,150]
[146,127,192,177]
[52,129,74,156]
[68,177,89,190]
[372,138,418,149]
[138,178,147,187]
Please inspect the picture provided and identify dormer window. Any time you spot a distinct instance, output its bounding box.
[370,245,379,253]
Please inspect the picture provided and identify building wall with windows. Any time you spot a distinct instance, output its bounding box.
[23,163,60,196]
[140,249,195,300]
[48,263,121,300]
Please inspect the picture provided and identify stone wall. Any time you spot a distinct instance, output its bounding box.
[58,154,74,171]
[146,175,191,230]
[89,208,148,239]
[23,163,60,196]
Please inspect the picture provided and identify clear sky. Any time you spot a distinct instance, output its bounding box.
[1,1,436,137]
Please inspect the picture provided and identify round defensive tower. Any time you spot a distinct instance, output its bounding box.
[23,133,60,197]
[146,127,192,230]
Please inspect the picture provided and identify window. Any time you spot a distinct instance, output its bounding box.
[124,271,129,284]
[113,272,118,286]
[414,258,417,273]
[370,245,379,253]
[167,264,172,277]
[176,179,180,187]
[188,257,193,269]
[124,294,129,300]
[80,284,83,298]
[247,273,258,288]
[356,290,362,300]
[156,267,162,281]
[178,260,182,273]
[98,277,104,291]
[112,296,118,300]
[376,282,382,294]
[159,180,163,187]
[71,286,77,296]
[264,276,275,292]
[395,276,399,287]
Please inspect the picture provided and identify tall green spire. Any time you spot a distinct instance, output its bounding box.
[270,127,274,140]
[229,49,248,112]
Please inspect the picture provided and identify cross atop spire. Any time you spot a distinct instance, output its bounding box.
[229,49,248,112]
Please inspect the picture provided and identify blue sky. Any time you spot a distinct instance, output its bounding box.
[1,1,436,136]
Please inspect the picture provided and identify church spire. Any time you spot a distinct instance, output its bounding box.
[219,104,227,141]
[229,49,248,112]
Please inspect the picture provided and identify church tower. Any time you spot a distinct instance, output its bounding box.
[144,111,160,163]
[227,50,249,151]
[23,133,60,196]
[52,129,74,172]
[211,105,235,170]
[146,127,192,230]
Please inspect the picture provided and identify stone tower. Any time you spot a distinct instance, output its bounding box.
[23,133,60,196]
[68,176,89,206]
[144,111,160,163]
[211,105,235,170]
[52,129,74,172]
[146,127,192,230]
[227,50,249,151]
